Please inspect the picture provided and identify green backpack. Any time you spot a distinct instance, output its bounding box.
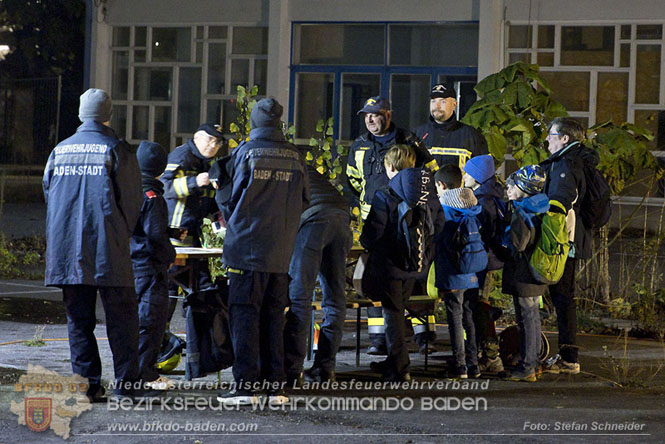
[529,200,570,285]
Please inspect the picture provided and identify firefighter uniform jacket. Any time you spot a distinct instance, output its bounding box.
[217,127,310,273]
[43,120,142,287]
[414,115,488,169]
[346,125,438,220]
[130,178,176,277]
[161,139,218,245]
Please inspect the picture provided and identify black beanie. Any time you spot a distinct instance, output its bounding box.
[250,98,283,129]
[137,141,168,177]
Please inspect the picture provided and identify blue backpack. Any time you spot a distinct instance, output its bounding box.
[451,213,488,274]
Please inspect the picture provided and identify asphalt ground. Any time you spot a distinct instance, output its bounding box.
[1,279,665,443]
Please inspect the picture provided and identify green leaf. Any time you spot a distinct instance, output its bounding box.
[316,120,324,133]
[288,125,296,135]
[326,126,334,136]
[250,85,259,96]
[475,73,506,97]
[337,145,347,156]
[229,122,239,133]
[309,137,318,147]
[483,129,507,161]
[327,117,334,128]
[305,151,314,161]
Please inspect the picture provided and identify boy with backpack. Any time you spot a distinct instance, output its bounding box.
[463,154,507,375]
[361,144,444,382]
[131,141,177,390]
[501,165,550,382]
[434,164,487,379]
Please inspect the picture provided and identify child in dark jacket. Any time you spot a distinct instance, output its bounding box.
[463,154,507,375]
[361,144,445,382]
[434,164,486,379]
[502,165,549,382]
[131,141,177,389]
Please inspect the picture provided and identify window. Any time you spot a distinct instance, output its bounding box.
[389,24,479,66]
[293,24,384,65]
[561,26,614,66]
[110,24,268,149]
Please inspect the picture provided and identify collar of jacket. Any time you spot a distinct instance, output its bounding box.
[77,120,117,138]
[249,127,286,141]
[548,140,581,161]
[141,175,164,194]
[429,114,459,130]
[365,123,397,144]
[186,138,213,161]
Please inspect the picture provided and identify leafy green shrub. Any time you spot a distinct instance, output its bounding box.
[0,233,45,279]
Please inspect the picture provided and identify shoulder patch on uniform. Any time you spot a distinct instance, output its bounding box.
[145,190,157,199]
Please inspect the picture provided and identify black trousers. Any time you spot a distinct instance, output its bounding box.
[135,271,170,382]
[549,258,578,363]
[228,271,289,387]
[62,285,139,393]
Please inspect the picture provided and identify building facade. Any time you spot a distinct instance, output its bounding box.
[88,0,665,223]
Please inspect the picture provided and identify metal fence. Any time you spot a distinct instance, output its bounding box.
[0,76,61,166]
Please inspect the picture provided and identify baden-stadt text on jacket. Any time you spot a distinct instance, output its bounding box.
[360,168,445,282]
[43,120,142,287]
[217,127,310,273]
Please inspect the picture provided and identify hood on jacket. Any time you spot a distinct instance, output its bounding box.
[474,176,504,200]
[388,167,433,207]
[439,187,478,209]
[441,200,482,222]
[512,192,550,214]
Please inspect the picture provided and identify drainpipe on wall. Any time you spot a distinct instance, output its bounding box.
[84,0,93,90]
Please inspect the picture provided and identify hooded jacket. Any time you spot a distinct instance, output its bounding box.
[43,120,142,287]
[434,188,484,290]
[161,139,218,244]
[540,141,595,259]
[502,193,550,297]
[414,115,488,169]
[130,177,176,276]
[473,178,507,271]
[218,127,310,273]
[360,167,445,281]
[346,124,438,220]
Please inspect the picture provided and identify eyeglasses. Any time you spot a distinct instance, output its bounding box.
[547,132,562,137]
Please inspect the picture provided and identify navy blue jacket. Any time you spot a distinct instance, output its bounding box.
[300,166,349,225]
[360,168,445,281]
[473,178,506,271]
[131,177,176,277]
[502,193,550,297]
[434,193,483,291]
[161,139,218,245]
[43,121,142,287]
[346,125,438,220]
[540,141,593,259]
[218,127,309,273]
[414,115,488,169]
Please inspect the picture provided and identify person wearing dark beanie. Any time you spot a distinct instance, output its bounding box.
[131,141,177,390]
[250,98,283,129]
[79,88,113,123]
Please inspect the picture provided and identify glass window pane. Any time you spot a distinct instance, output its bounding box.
[636,45,661,104]
[178,68,201,133]
[232,27,268,54]
[135,50,146,63]
[561,26,614,66]
[620,25,631,40]
[390,24,478,66]
[254,59,267,95]
[508,25,531,48]
[135,27,147,47]
[539,71,590,111]
[112,51,128,100]
[134,67,172,101]
[538,25,554,49]
[207,43,226,94]
[209,26,227,39]
[132,106,149,140]
[340,73,381,140]
[294,24,384,65]
[294,73,334,139]
[537,52,554,66]
[635,110,665,150]
[196,42,203,63]
[196,26,203,40]
[637,24,662,40]
[223,100,240,135]
[620,44,630,67]
[152,27,192,62]
[154,106,171,149]
[596,72,628,124]
[113,27,130,46]
[111,105,127,139]
[390,74,431,131]
[231,59,249,91]
[206,100,222,128]
[509,52,530,64]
